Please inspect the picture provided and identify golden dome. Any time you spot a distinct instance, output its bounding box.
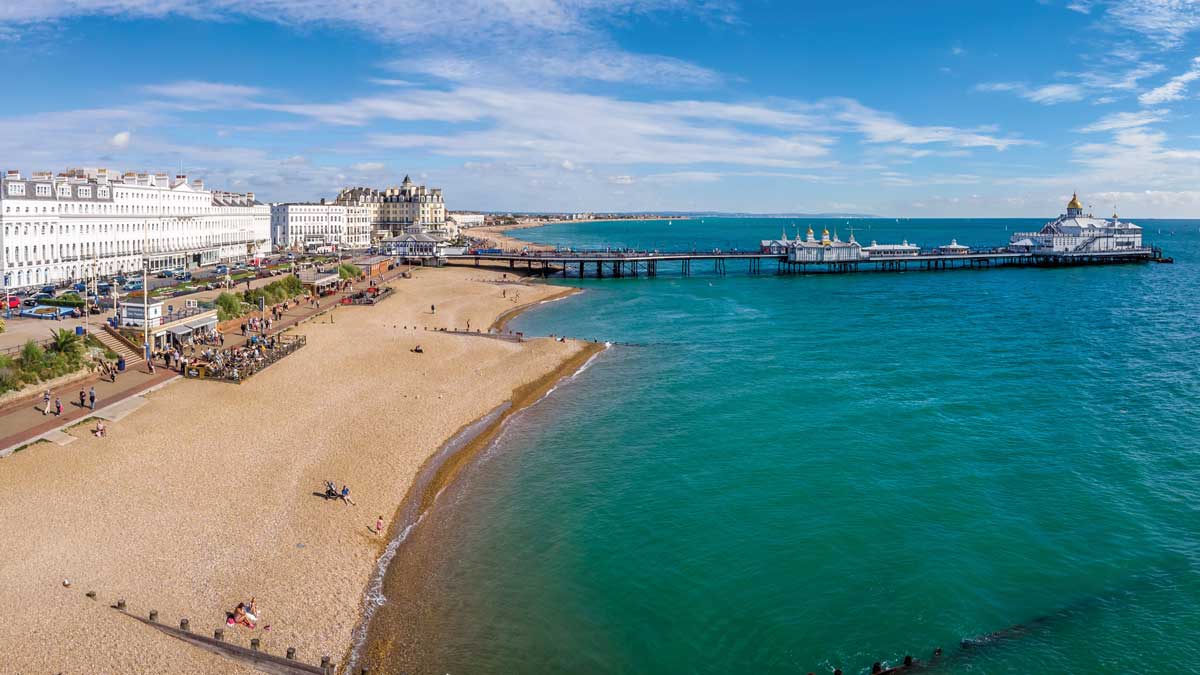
[1067,192,1083,210]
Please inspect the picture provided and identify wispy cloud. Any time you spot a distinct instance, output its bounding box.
[1138,56,1200,103]
[143,80,263,102]
[831,99,1033,149]
[1078,108,1168,131]
[976,81,1087,104]
[2,1,728,87]
[1105,0,1200,48]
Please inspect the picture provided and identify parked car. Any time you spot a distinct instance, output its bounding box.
[97,282,113,294]
[40,285,57,296]
[22,298,38,307]
[214,265,229,274]
[113,275,128,286]
[123,281,143,291]
[5,297,20,310]
[72,282,87,292]
[176,272,193,282]
[157,269,173,278]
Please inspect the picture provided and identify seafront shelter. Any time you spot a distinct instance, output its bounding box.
[298,269,341,296]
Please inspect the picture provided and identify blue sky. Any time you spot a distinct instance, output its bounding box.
[2,1,1200,216]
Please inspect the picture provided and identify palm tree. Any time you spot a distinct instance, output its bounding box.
[48,328,81,359]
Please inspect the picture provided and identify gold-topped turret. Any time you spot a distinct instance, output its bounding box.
[1067,192,1083,211]
[821,227,831,245]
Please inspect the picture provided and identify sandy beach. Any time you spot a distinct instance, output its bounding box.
[0,266,591,674]
[468,216,686,252]
[468,222,556,251]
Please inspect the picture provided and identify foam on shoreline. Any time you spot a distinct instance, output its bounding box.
[348,340,605,671]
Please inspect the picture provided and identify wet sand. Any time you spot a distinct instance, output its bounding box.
[0,266,588,674]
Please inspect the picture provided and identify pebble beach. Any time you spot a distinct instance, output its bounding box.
[0,265,590,674]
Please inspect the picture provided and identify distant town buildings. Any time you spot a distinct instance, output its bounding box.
[447,213,485,229]
[335,175,447,242]
[0,168,269,288]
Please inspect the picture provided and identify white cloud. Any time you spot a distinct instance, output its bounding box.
[351,162,385,172]
[3,1,728,87]
[1105,0,1200,48]
[976,81,1087,104]
[143,80,263,101]
[608,175,634,185]
[367,78,416,87]
[1078,108,1168,131]
[831,98,1032,149]
[109,131,131,149]
[1139,56,1200,103]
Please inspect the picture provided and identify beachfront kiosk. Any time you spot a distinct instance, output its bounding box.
[354,255,393,280]
[119,299,217,350]
[298,269,341,296]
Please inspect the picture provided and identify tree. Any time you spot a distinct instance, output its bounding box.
[48,328,82,359]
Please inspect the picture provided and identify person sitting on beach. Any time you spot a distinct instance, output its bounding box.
[340,485,356,506]
[92,420,106,437]
[230,602,255,629]
[411,345,423,354]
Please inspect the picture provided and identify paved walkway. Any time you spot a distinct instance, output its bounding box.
[0,265,413,455]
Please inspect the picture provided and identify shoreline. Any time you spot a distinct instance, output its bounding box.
[0,265,594,675]
[348,291,602,671]
[469,216,686,252]
[489,286,582,333]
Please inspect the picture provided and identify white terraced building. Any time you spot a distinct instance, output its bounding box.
[270,202,371,252]
[0,168,270,289]
[1009,193,1144,254]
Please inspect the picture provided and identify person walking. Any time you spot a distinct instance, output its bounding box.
[78,388,86,410]
[375,515,384,535]
[54,396,62,417]
[42,390,51,415]
[88,386,96,410]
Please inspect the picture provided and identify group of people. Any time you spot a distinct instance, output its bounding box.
[196,335,298,381]
[322,480,356,506]
[227,596,266,630]
[239,316,272,336]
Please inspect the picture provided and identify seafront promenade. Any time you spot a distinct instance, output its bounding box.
[0,266,407,457]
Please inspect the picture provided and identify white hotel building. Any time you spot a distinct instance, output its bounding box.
[0,168,270,289]
[270,201,371,252]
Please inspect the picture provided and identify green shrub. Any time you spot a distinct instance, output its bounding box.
[42,293,84,308]
[215,292,245,321]
[338,263,362,280]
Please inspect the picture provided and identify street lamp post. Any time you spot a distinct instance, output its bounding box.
[143,218,151,373]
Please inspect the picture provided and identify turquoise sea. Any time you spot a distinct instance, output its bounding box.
[379,218,1200,674]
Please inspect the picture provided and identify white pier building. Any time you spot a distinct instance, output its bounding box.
[1009,194,1143,255]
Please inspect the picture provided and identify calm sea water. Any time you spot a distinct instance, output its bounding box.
[378,218,1200,674]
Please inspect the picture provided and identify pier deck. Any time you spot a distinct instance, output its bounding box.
[448,248,1163,278]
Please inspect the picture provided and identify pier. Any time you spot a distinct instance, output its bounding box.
[449,247,1165,278]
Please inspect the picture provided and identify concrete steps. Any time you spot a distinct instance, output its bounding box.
[92,329,144,366]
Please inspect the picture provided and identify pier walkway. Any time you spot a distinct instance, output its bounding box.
[450,248,1163,278]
